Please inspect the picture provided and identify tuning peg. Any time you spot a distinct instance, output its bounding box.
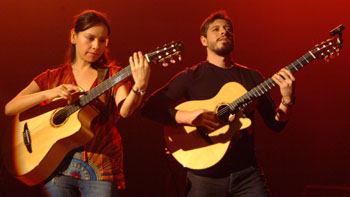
[162,62,169,67]
[324,55,330,62]
[170,59,176,64]
[178,55,182,61]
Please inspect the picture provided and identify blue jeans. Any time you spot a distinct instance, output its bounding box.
[42,175,118,197]
[185,166,269,197]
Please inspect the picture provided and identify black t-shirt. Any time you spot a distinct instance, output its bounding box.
[142,61,286,177]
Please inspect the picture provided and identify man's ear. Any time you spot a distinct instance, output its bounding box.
[200,35,208,47]
[70,29,76,44]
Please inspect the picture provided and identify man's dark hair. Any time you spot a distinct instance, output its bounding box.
[200,10,232,37]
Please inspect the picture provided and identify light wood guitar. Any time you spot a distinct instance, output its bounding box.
[164,26,344,170]
[4,41,184,186]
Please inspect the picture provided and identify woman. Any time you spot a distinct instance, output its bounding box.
[5,10,150,196]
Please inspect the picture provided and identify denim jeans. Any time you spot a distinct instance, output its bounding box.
[185,166,269,197]
[42,175,118,197]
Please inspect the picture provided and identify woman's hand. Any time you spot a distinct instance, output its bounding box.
[129,51,151,92]
[46,84,81,102]
[118,51,151,118]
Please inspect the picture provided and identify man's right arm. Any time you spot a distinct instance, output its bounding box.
[141,70,190,125]
[142,69,220,130]
[175,109,220,131]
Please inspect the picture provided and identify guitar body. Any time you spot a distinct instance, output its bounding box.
[164,82,252,170]
[163,31,343,170]
[3,41,185,186]
[4,98,97,186]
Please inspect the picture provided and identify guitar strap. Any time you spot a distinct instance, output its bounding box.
[96,67,111,117]
[97,67,109,104]
[82,67,110,162]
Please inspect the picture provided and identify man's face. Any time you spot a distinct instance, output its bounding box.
[202,19,234,56]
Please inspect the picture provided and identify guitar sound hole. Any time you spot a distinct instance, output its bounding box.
[52,109,68,125]
[216,104,231,122]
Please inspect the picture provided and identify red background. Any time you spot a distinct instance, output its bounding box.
[0,0,349,196]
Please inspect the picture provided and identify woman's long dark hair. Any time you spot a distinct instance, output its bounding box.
[66,10,112,69]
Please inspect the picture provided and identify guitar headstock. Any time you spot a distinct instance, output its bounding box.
[145,41,184,65]
[312,25,344,61]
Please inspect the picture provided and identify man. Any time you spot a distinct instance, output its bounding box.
[142,10,295,196]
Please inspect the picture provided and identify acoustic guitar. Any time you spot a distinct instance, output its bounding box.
[4,41,184,186]
[164,26,344,170]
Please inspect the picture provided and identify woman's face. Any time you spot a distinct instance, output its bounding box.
[71,23,109,64]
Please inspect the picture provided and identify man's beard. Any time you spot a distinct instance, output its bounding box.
[209,40,234,56]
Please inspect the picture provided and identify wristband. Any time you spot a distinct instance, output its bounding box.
[281,97,295,106]
[132,88,146,96]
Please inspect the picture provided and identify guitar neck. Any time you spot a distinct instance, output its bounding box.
[39,40,184,130]
[78,42,183,107]
[59,66,131,118]
[80,66,132,106]
[228,50,316,112]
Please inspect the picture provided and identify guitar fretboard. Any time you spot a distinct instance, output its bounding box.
[217,50,316,117]
[52,41,184,123]
[52,66,132,123]
[81,66,132,106]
